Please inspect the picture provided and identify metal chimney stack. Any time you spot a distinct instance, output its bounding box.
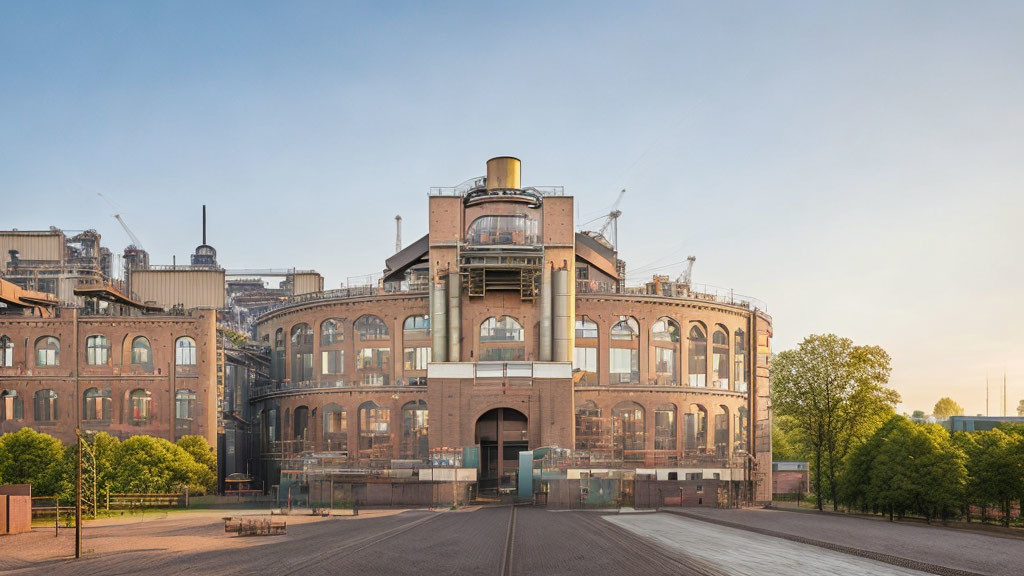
[202,205,207,245]
[395,215,402,253]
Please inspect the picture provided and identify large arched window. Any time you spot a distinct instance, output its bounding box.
[175,337,196,366]
[684,404,708,454]
[1,335,14,367]
[403,316,431,386]
[83,387,112,421]
[358,401,392,464]
[294,405,310,443]
[479,316,525,361]
[651,317,679,386]
[128,388,152,425]
[612,401,645,462]
[273,328,286,381]
[687,326,707,387]
[654,403,677,452]
[320,318,345,346]
[86,335,110,366]
[0,390,22,421]
[322,403,348,452]
[574,400,608,459]
[714,405,730,456]
[712,328,729,390]
[466,214,539,246]
[175,389,196,437]
[131,336,152,370]
[734,330,747,393]
[355,315,389,341]
[573,316,598,386]
[609,317,639,384]
[35,336,59,367]
[33,389,58,422]
[290,323,313,382]
[401,400,429,460]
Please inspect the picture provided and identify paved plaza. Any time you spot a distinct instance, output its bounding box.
[0,506,1018,575]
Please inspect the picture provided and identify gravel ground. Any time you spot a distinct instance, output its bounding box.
[669,508,1023,576]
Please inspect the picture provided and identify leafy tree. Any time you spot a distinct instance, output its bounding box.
[176,435,217,493]
[932,397,964,420]
[1017,399,1024,417]
[111,436,204,494]
[957,428,1024,527]
[911,410,926,419]
[771,415,807,462]
[772,334,900,510]
[0,428,64,494]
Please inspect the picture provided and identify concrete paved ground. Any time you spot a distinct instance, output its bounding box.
[0,506,1016,575]
[674,508,1024,576]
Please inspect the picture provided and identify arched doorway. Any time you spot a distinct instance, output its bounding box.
[475,407,528,495]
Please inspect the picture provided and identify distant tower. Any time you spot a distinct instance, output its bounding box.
[191,205,218,268]
[395,215,402,253]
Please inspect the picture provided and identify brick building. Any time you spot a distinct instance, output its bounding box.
[252,157,773,503]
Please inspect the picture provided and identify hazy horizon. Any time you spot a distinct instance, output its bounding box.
[2,1,1021,416]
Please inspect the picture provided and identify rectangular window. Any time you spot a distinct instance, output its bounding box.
[37,349,57,366]
[403,347,431,371]
[609,348,638,383]
[322,350,344,375]
[573,347,597,373]
[357,348,391,370]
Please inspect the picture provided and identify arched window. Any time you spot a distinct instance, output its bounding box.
[322,403,348,452]
[175,337,196,366]
[0,390,22,421]
[33,389,58,422]
[612,401,645,462]
[466,214,539,246]
[321,319,345,346]
[609,317,639,384]
[654,403,677,452]
[684,404,708,454]
[573,316,598,386]
[687,326,707,387]
[574,400,608,458]
[86,335,110,366]
[358,401,392,464]
[273,328,286,381]
[83,388,112,421]
[714,405,730,456]
[712,328,729,390]
[401,400,429,460]
[735,406,749,454]
[734,330,747,393]
[175,389,196,423]
[403,315,431,386]
[131,336,152,370]
[35,336,59,367]
[355,315,389,341]
[128,389,152,425]
[0,335,13,367]
[294,406,310,443]
[479,316,525,361]
[290,323,313,383]
[651,317,679,386]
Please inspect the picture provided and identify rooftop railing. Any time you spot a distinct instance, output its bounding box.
[577,280,768,313]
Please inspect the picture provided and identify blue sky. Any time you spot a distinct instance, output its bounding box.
[2,1,1022,415]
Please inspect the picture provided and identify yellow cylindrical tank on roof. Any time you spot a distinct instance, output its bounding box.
[486,156,521,190]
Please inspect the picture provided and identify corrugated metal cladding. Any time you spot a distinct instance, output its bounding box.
[131,269,226,309]
[0,232,65,272]
[291,273,323,295]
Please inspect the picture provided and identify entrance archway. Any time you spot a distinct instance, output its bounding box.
[475,407,528,495]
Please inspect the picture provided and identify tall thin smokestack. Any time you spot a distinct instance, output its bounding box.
[202,205,207,245]
[395,215,402,253]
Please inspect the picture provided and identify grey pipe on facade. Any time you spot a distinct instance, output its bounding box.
[552,267,570,362]
[539,264,552,362]
[447,272,461,362]
[430,275,448,362]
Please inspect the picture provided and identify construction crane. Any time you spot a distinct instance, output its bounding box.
[676,256,696,286]
[596,189,626,250]
[97,193,145,250]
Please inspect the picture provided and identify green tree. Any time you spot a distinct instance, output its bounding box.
[957,428,1024,526]
[176,435,217,493]
[0,428,65,495]
[772,334,900,511]
[111,436,181,493]
[1017,399,1024,417]
[771,415,807,462]
[932,397,964,420]
[911,410,926,419]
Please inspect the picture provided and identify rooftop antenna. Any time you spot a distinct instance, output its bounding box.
[202,205,207,245]
[395,215,402,253]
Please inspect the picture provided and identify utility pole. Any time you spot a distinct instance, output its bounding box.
[75,429,82,559]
